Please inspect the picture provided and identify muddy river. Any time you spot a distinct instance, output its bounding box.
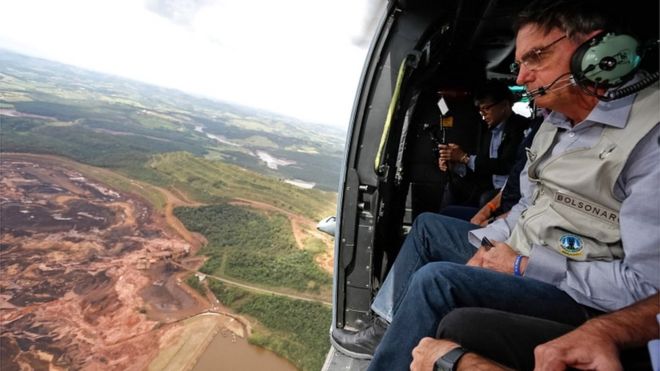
[193,332,297,371]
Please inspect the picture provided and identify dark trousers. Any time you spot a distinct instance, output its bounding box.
[436,308,650,371]
[438,205,479,221]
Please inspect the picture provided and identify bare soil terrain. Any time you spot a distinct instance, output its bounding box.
[0,154,335,371]
[0,155,205,370]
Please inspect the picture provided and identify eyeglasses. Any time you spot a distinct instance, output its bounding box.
[510,35,567,74]
[478,101,500,114]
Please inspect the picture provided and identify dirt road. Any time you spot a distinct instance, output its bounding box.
[170,261,332,306]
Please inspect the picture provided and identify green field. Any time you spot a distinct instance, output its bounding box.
[175,204,332,297]
[155,153,335,220]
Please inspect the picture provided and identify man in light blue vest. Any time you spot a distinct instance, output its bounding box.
[332,1,659,370]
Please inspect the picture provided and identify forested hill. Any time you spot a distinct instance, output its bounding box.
[0,49,346,192]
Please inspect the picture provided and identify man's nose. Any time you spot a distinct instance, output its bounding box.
[515,65,534,86]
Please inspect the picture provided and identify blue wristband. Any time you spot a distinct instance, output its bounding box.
[513,255,523,277]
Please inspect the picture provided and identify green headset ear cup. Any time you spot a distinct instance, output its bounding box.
[570,34,594,81]
[570,32,641,86]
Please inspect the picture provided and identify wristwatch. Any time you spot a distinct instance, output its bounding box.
[433,346,468,371]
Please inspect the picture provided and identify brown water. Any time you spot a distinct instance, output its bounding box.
[192,330,298,371]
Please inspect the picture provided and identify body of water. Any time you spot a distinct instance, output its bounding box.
[192,330,298,371]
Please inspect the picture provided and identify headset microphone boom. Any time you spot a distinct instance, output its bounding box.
[523,72,575,100]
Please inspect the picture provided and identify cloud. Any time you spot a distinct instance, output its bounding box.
[145,0,213,28]
[353,0,386,47]
[0,0,381,127]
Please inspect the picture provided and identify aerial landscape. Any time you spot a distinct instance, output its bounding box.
[0,49,344,370]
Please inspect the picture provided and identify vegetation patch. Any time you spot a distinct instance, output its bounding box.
[0,115,197,186]
[303,237,327,255]
[185,274,206,296]
[153,152,335,220]
[174,204,331,295]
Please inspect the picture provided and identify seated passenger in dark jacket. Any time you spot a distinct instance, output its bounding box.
[441,117,542,224]
[439,80,530,207]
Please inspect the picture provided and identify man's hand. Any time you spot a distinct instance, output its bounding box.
[412,337,512,370]
[466,246,487,267]
[466,240,527,275]
[471,192,501,226]
[534,324,622,371]
[439,143,467,163]
[535,293,658,370]
[438,157,448,172]
[411,338,460,371]
[470,210,491,226]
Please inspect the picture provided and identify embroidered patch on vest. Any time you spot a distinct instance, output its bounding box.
[554,192,619,224]
[559,235,584,256]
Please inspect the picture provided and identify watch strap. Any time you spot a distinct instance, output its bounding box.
[434,346,468,371]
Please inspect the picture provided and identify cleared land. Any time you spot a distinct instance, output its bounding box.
[0,155,196,370]
[0,154,335,371]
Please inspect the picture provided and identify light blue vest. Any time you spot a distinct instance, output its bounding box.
[507,85,658,260]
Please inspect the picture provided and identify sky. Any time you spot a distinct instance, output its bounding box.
[0,0,384,128]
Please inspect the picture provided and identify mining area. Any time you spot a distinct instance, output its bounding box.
[0,154,207,370]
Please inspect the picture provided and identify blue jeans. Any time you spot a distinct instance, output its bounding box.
[371,213,478,321]
[367,213,597,371]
